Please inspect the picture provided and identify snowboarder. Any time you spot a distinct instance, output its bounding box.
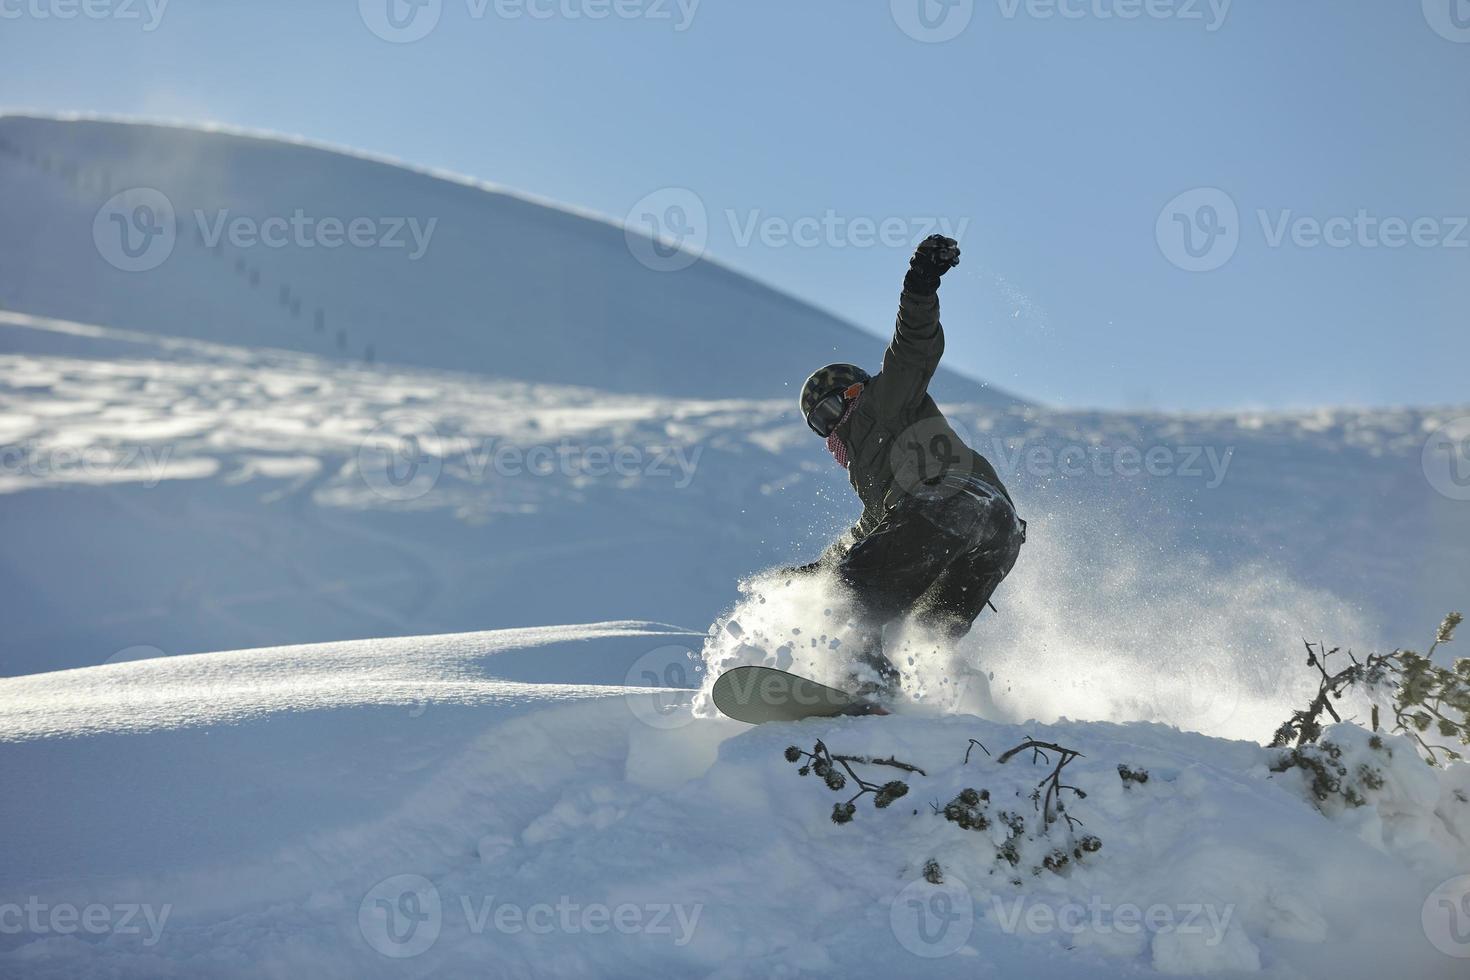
[790,235,1025,698]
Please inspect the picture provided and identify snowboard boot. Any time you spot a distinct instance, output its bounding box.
[847,647,901,701]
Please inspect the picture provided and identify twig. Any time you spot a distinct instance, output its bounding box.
[997,738,1086,830]
[835,753,927,776]
[785,740,916,820]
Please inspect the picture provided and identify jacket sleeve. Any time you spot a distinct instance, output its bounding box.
[869,288,944,422]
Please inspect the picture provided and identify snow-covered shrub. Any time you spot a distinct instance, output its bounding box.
[783,740,916,824]
[1385,613,1469,764]
[1269,732,1390,809]
[1270,722,1470,877]
[937,738,1103,881]
[1271,612,1466,764]
[1267,616,1470,872]
[1118,764,1150,786]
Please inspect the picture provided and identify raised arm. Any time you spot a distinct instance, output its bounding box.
[871,235,961,418]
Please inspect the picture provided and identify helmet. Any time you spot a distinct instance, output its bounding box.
[799,363,871,420]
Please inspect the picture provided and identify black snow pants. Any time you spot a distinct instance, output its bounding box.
[836,474,1025,685]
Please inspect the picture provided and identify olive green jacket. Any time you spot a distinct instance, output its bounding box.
[823,288,1010,560]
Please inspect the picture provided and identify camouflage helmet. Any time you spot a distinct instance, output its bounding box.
[799,363,871,420]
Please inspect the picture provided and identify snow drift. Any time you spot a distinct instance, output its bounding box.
[1,624,1466,978]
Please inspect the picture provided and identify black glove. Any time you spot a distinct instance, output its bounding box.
[903,234,961,295]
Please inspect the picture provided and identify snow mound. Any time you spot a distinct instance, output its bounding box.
[2,623,1466,978]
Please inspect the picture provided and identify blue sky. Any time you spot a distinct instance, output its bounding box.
[4,0,1467,410]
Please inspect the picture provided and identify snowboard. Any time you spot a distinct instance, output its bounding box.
[710,665,889,725]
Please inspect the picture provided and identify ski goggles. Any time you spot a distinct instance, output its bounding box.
[805,383,863,438]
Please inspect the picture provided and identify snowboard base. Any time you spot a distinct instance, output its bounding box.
[710,665,889,725]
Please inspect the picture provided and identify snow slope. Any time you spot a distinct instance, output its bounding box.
[2,308,1465,680]
[0,113,1017,404]
[2,623,1466,979]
